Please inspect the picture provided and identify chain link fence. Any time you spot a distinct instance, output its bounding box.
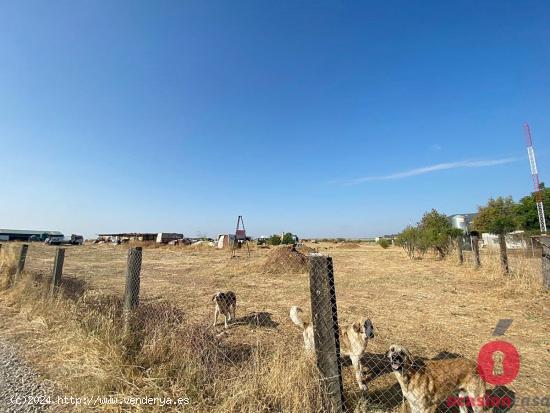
[0,240,548,412]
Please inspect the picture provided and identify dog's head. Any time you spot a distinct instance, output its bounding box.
[351,319,375,341]
[387,344,414,372]
[363,319,375,339]
[212,292,221,302]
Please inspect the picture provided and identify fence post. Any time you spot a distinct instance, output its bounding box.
[457,236,464,265]
[308,253,345,413]
[541,237,550,290]
[498,234,510,275]
[51,248,65,294]
[124,247,142,312]
[15,244,29,281]
[123,247,143,359]
[472,235,481,268]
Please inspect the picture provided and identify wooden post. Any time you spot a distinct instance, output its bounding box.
[541,237,550,290]
[51,248,65,294]
[498,234,510,275]
[308,254,345,413]
[457,236,464,265]
[472,235,481,268]
[15,244,29,280]
[124,247,142,312]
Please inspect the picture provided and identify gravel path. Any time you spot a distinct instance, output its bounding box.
[0,339,52,412]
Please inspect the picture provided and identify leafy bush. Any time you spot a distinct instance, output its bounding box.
[377,239,390,249]
[396,209,453,259]
[282,232,297,245]
[418,209,453,258]
[267,235,282,246]
[396,226,424,258]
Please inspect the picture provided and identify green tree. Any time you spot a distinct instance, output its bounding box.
[473,197,518,235]
[396,226,423,259]
[472,197,518,274]
[515,184,549,233]
[418,209,453,258]
[282,232,297,245]
[448,227,464,239]
[267,234,282,246]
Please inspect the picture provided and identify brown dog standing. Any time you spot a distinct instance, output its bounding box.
[212,291,237,328]
[388,344,486,413]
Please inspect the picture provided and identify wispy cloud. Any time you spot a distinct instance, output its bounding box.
[341,157,518,186]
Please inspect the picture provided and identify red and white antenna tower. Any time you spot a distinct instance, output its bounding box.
[524,123,547,234]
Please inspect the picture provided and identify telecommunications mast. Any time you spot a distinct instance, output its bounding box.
[524,123,547,234]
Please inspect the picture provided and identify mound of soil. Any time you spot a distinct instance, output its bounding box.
[336,242,361,249]
[261,246,308,274]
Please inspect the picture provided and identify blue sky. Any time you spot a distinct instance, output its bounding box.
[1,0,549,238]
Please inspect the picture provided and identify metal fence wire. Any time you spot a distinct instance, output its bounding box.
[303,254,509,413]
[0,241,547,412]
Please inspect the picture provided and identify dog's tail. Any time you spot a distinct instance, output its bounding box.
[289,306,306,329]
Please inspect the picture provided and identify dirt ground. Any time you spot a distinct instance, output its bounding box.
[1,241,549,412]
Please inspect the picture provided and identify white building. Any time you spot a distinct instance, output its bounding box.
[449,213,477,233]
[481,231,527,250]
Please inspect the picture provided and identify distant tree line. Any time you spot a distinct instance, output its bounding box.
[264,232,298,246]
[396,185,549,273]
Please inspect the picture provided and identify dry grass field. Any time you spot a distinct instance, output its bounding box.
[0,241,548,412]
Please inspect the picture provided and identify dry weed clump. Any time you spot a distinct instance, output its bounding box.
[0,245,17,290]
[261,246,308,274]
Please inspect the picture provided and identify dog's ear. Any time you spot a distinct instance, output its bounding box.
[352,322,362,334]
[211,293,218,302]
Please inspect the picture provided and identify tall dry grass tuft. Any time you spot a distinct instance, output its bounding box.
[445,245,545,301]
[1,267,328,413]
[0,244,17,290]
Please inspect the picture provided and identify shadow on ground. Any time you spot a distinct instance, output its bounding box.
[235,312,279,328]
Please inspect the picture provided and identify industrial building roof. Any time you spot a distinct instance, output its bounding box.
[0,229,63,236]
[97,233,157,236]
